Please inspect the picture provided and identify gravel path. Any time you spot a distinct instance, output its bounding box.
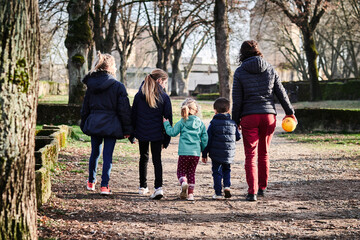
[38,107,360,239]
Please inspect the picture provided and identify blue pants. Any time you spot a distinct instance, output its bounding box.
[88,136,116,187]
[212,162,231,196]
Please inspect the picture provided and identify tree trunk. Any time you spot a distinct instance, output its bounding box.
[65,0,92,105]
[214,0,231,99]
[172,43,187,96]
[0,0,40,239]
[302,29,322,101]
[119,54,127,87]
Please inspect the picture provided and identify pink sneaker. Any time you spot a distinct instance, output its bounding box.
[100,186,112,195]
[87,180,97,191]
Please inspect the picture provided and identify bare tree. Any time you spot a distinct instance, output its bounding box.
[91,0,120,53]
[172,26,213,96]
[65,0,92,104]
[143,0,210,95]
[315,0,360,79]
[114,1,147,86]
[0,0,40,238]
[267,0,332,101]
[214,0,231,99]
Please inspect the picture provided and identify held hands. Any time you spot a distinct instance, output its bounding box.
[201,157,208,164]
[163,117,169,123]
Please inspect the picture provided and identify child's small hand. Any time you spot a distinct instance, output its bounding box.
[163,117,168,123]
[202,157,207,164]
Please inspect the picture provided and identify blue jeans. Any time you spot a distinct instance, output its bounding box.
[212,162,231,196]
[88,136,116,187]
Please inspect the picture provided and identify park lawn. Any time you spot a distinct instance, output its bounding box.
[293,100,360,110]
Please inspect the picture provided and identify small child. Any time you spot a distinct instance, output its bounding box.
[163,98,208,201]
[202,97,241,200]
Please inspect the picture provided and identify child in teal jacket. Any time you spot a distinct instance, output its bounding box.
[163,98,208,201]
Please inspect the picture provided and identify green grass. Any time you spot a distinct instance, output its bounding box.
[293,100,360,110]
[279,132,360,145]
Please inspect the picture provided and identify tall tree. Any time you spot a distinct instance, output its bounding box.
[65,0,92,104]
[267,0,332,101]
[0,0,40,239]
[143,0,209,95]
[114,1,147,86]
[91,0,120,53]
[172,27,212,96]
[214,0,231,99]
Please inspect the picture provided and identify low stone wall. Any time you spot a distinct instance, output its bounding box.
[39,81,68,96]
[35,125,71,207]
[37,104,81,125]
[295,108,360,133]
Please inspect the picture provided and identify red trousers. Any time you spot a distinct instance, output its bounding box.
[240,114,276,194]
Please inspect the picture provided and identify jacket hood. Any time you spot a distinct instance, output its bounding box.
[241,56,269,74]
[182,115,202,130]
[82,71,117,94]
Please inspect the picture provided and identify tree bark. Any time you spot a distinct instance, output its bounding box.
[172,42,187,96]
[214,0,231,99]
[302,29,321,101]
[65,0,92,105]
[0,0,40,239]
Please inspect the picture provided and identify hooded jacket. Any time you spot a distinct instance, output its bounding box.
[202,113,241,164]
[163,115,208,157]
[131,81,173,148]
[80,71,132,139]
[232,56,294,125]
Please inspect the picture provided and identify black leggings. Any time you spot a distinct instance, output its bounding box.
[138,140,163,189]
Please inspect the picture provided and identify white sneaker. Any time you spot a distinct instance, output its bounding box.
[187,193,194,201]
[212,194,224,200]
[139,187,149,195]
[180,182,188,199]
[150,187,163,200]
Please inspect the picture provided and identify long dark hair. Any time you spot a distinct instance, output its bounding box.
[237,40,264,65]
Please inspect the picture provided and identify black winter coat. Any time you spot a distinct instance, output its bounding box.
[131,81,173,148]
[80,71,133,139]
[232,56,294,125]
[202,113,241,164]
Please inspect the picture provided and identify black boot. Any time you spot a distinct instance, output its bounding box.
[257,189,266,197]
[246,194,257,201]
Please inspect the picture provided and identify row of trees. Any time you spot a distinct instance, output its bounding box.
[257,0,360,100]
[39,0,233,104]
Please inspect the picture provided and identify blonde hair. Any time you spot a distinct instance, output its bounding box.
[141,68,168,108]
[90,51,116,76]
[181,98,199,120]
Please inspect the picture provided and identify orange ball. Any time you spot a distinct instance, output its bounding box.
[282,117,297,132]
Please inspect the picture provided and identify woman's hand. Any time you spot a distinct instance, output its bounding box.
[163,117,168,123]
[283,115,297,124]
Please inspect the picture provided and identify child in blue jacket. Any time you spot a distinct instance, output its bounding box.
[163,98,208,201]
[202,97,241,199]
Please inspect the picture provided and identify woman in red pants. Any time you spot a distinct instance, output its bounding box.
[232,40,297,201]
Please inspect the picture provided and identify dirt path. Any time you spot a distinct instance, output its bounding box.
[38,110,360,239]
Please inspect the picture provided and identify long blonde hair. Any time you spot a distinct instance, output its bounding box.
[90,51,116,76]
[181,98,199,120]
[141,68,168,108]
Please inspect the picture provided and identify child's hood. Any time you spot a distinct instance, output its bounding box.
[82,71,116,94]
[182,115,202,130]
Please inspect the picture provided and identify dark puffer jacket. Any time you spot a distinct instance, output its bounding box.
[131,81,173,148]
[202,113,241,164]
[80,71,132,139]
[232,56,294,125]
